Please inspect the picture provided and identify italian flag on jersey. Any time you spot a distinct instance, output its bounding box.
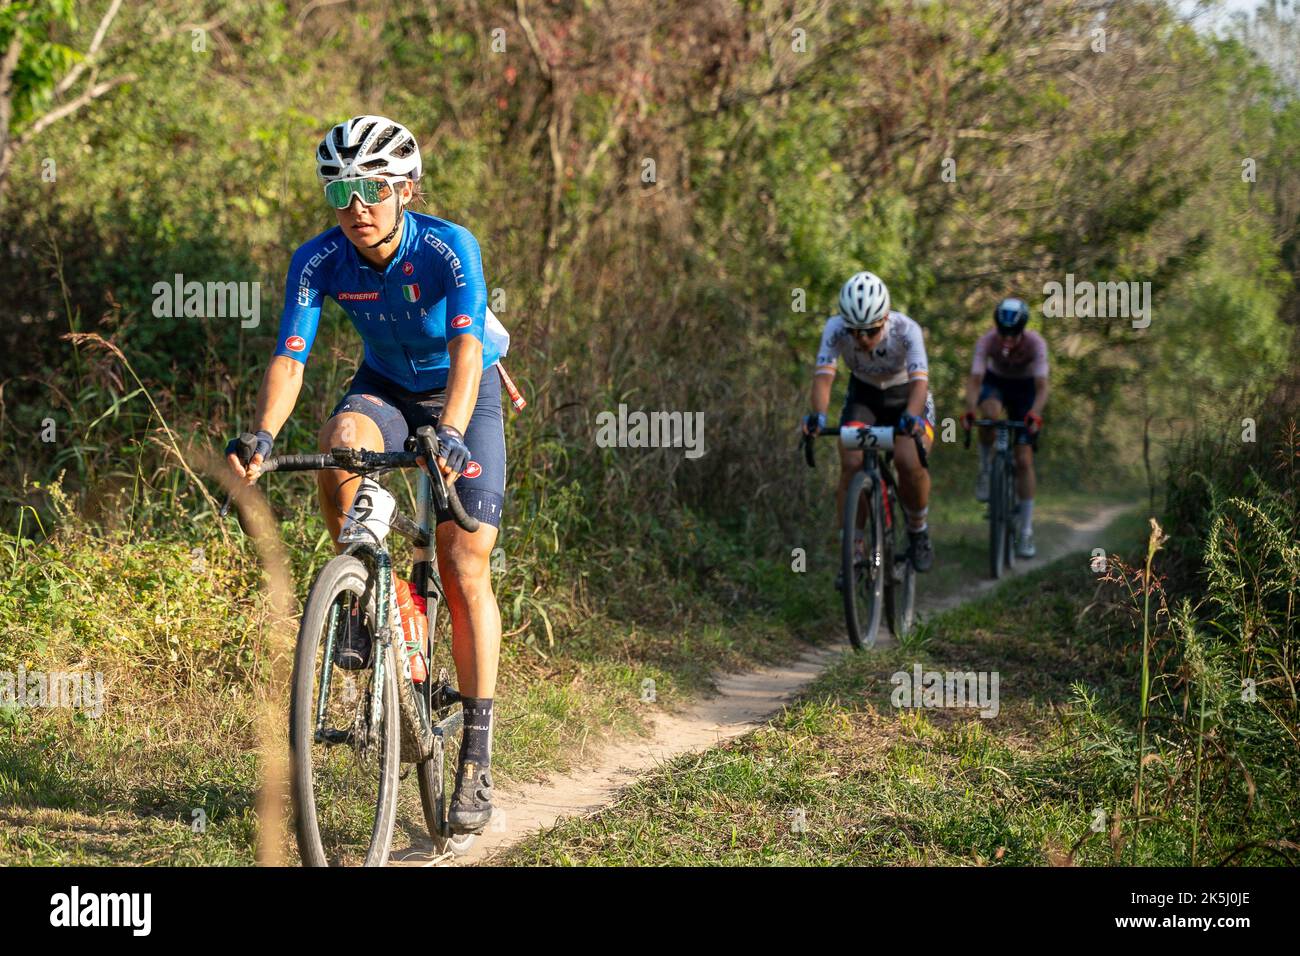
[402,283,420,302]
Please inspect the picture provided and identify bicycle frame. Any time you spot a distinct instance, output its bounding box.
[966,418,1029,578]
[320,468,463,759]
[802,422,926,648]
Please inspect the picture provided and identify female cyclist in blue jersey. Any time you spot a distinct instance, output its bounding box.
[224,115,502,833]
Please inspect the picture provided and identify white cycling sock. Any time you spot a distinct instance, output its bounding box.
[978,443,991,472]
[904,506,928,533]
[1019,498,1034,534]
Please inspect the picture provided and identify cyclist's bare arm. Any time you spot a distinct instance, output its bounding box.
[433,335,483,479]
[906,378,928,420]
[226,356,304,480]
[965,372,984,412]
[1030,375,1048,416]
[807,366,835,427]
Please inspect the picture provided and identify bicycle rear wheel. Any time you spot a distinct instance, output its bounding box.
[289,554,400,867]
[843,470,885,650]
[417,714,477,856]
[886,515,916,640]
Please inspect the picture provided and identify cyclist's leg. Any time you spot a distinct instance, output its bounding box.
[409,371,506,698]
[976,375,1005,462]
[318,370,409,549]
[892,392,935,531]
[833,379,875,590]
[837,375,873,533]
[1014,443,1036,510]
[417,374,505,831]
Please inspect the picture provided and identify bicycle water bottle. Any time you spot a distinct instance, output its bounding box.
[391,573,428,683]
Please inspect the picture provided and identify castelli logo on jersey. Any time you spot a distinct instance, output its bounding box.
[462,460,482,479]
[337,291,380,301]
[450,313,472,329]
[285,335,306,352]
[402,261,414,275]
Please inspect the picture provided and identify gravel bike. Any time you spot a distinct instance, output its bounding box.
[965,418,1028,579]
[230,425,479,866]
[801,422,929,650]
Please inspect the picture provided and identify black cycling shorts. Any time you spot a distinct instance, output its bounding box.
[978,371,1037,447]
[331,363,506,528]
[840,376,936,438]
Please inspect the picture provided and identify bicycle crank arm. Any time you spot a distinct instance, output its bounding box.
[314,727,354,747]
[434,708,463,739]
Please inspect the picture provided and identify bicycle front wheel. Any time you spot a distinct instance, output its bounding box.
[843,470,885,650]
[1003,464,1018,571]
[289,554,400,867]
[989,465,1007,579]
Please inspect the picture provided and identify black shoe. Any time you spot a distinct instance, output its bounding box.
[334,598,373,671]
[448,758,493,834]
[908,528,934,573]
[835,568,846,592]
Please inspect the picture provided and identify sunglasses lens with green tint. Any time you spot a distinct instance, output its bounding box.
[324,178,393,209]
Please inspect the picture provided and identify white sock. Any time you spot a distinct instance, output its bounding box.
[905,507,928,533]
[1019,498,1034,534]
[978,443,991,472]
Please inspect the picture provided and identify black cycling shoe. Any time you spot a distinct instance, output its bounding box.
[908,528,934,573]
[448,758,494,834]
[835,568,846,592]
[334,598,373,671]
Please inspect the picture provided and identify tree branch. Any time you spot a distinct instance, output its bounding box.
[53,0,125,97]
[0,9,30,159]
[13,71,135,150]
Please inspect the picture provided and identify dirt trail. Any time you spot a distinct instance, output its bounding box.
[396,502,1133,866]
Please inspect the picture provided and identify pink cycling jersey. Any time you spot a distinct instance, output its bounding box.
[971,329,1049,379]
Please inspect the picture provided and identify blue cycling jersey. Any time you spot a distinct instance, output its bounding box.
[274,211,499,391]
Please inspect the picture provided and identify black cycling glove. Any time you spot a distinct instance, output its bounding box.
[434,424,471,475]
[225,430,274,465]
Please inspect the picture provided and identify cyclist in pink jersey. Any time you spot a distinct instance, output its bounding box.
[960,298,1049,558]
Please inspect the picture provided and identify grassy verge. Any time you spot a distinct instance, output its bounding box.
[0,463,1133,864]
[500,519,1297,866]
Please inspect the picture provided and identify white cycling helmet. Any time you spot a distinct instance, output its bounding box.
[316,115,422,183]
[838,271,891,329]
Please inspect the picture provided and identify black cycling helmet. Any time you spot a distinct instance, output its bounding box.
[994,297,1030,335]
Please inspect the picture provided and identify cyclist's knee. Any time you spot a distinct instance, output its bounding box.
[978,397,1002,417]
[318,413,379,452]
[896,447,925,479]
[438,528,495,581]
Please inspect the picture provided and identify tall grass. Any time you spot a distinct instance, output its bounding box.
[1076,406,1300,864]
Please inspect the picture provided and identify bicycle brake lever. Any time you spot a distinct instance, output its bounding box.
[219,433,259,518]
[414,426,449,506]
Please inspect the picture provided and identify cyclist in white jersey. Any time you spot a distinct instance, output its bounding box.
[801,271,937,574]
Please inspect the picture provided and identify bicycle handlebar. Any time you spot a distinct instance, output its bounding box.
[221,434,480,533]
[963,418,1030,450]
[799,423,929,471]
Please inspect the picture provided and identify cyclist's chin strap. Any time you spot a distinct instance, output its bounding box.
[367,196,406,249]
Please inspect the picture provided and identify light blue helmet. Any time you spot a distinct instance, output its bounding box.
[994,297,1030,334]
